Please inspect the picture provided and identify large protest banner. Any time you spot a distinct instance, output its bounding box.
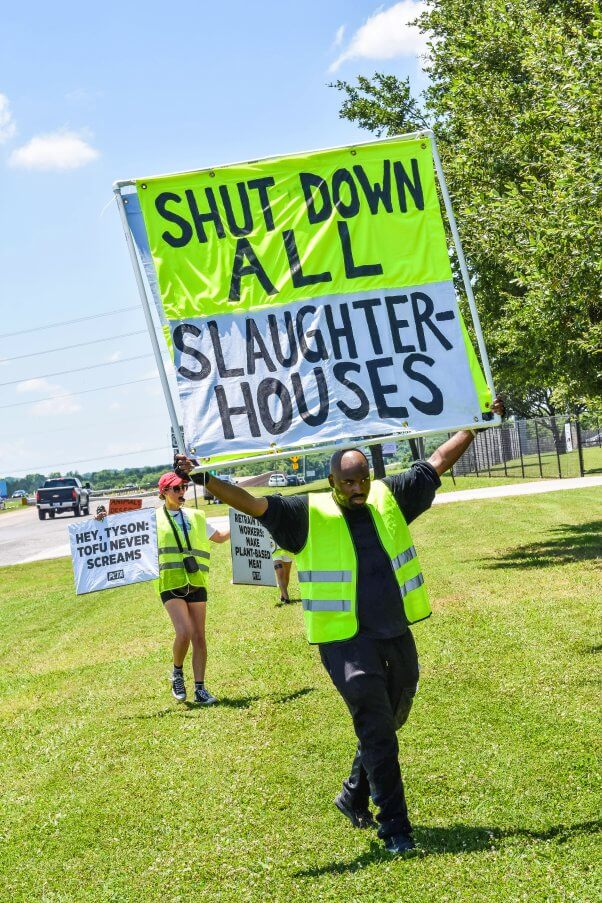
[69,509,159,595]
[116,134,493,462]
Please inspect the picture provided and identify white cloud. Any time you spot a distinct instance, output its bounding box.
[329,1,428,72]
[109,401,122,411]
[0,93,16,144]
[16,377,55,394]
[332,25,346,50]
[9,129,100,171]
[15,377,82,415]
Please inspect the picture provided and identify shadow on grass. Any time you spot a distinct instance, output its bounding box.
[122,687,315,719]
[274,687,315,704]
[482,521,602,569]
[580,643,602,654]
[294,819,602,877]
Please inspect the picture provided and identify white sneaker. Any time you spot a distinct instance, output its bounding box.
[170,671,187,702]
[194,686,218,705]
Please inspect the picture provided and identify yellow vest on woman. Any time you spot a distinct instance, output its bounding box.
[155,506,210,595]
[295,481,431,644]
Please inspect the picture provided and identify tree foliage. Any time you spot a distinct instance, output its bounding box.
[333,0,601,413]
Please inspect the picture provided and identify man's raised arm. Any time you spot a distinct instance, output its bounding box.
[427,396,505,476]
[174,455,268,518]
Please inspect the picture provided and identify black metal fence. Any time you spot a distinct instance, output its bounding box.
[452,415,601,480]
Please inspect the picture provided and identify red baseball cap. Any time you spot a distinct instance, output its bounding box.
[158,471,189,492]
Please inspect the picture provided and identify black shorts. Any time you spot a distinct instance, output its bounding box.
[161,586,208,604]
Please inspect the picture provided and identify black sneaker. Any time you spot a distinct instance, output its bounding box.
[194,686,218,705]
[170,671,187,702]
[383,833,416,854]
[334,793,376,829]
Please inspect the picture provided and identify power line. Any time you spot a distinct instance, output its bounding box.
[0,353,155,387]
[4,446,171,475]
[0,375,160,410]
[0,330,148,363]
[0,306,141,340]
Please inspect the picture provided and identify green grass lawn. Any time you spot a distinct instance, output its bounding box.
[479,446,602,481]
[1,489,600,901]
[0,498,30,515]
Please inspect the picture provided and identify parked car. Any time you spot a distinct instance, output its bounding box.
[36,477,92,520]
[268,473,287,488]
[11,490,27,498]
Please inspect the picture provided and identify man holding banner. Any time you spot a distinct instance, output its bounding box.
[175,400,503,855]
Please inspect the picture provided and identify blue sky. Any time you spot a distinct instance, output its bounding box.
[0,1,428,481]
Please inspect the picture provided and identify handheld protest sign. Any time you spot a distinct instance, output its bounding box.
[115,132,496,466]
[108,497,143,515]
[229,509,277,587]
[69,509,159,595]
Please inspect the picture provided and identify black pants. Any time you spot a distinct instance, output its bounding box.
[319,631,419,838]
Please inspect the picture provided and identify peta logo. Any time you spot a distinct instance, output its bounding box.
[107,569,125,581]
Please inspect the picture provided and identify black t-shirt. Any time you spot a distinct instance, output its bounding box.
[257,461,441,639]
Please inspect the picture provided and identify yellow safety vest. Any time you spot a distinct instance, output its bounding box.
[296,481,431,644]
[156,506,210,595]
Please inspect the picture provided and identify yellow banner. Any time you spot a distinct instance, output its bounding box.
[136,137,452,318]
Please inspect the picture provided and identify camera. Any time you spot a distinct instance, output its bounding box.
[183,556,199,574]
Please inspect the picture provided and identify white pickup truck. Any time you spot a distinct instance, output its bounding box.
[36,477,92,520]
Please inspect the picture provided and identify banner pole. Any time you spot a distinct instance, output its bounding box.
[425,131,497,404]
[113,186,185,455]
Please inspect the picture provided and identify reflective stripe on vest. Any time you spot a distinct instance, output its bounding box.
[392,546,416,570]
[302,599,352,612]
[159,561,209,573]
[401,573,424,596]
[298,569,352,583]
[158,546,210,559]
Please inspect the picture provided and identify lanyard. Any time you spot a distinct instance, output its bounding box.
[163,506,192,553]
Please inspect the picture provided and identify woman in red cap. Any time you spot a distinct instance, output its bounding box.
[156,470,229,705]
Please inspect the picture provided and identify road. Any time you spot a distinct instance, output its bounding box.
[0,490,229,568]
[0,476,600,568]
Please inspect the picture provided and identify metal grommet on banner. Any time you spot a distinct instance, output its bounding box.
[473,416,480,422]
[420,143,426,149]
[140,183,147,190]
[209,170,215,178]
[123,198,128,205]
[350,149,357,156]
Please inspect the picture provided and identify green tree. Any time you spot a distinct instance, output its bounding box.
[333,0,601,413]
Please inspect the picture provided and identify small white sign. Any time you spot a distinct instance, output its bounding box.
[69,509,159,595]
[564,423,573,453]
[229,509,277,587]
[382,442,398,455]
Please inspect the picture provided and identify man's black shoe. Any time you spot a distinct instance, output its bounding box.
[334,793,376,829]
[383,833,416,854]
